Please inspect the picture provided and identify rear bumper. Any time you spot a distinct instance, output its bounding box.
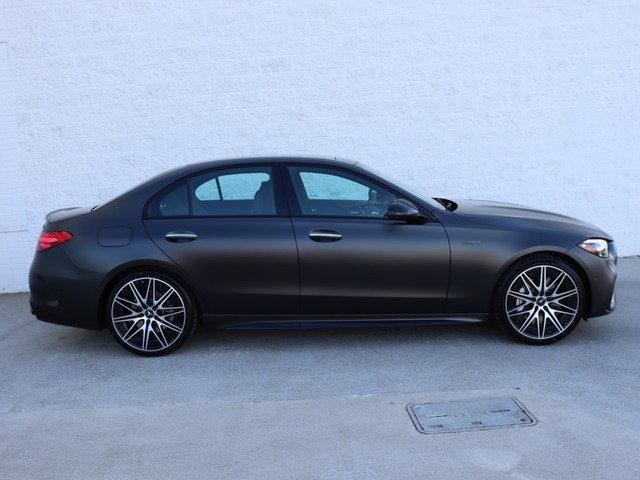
[29,248,103,330]
[30,302,93,329]
[567,245,617,318]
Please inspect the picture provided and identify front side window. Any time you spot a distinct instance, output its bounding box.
[288,166,396,218]
[190,166,275,216]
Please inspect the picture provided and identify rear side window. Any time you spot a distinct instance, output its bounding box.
[147,182,189,217]
[194,179,220,201]
[147,166,276,218]
[190,167,275,216]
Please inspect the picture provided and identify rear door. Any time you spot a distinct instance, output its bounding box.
[143,164,299,315]
[285,164,450,315]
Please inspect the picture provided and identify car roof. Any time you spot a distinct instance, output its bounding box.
[186,155,355,171]
[149,156,357,183]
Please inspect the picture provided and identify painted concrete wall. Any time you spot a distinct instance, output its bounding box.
[2,1,639,292]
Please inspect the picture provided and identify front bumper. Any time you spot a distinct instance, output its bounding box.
[567,244,617,318]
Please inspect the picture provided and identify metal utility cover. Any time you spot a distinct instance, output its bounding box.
[407,397,537,434]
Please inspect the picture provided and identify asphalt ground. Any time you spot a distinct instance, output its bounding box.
[1,258,638,479]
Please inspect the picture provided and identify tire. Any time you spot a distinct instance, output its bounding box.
[491,255,585,345]
[106,271,197,356]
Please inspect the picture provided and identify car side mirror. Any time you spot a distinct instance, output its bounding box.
[385,199,427,223]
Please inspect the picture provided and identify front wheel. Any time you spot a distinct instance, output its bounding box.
[107,272,197,356]
[492,256,585,344]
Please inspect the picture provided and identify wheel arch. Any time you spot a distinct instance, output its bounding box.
[98,260,203,329]
[491,249,592,318]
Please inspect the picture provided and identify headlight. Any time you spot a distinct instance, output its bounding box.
[578,238,609,258]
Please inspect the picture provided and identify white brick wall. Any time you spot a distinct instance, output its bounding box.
[2,1,639,292]
[1,5,32,293]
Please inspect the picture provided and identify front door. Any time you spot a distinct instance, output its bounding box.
[144,164,299,315]
[285,164,450,315]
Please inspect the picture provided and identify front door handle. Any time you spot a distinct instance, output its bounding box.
[165,230,198,242]
[309,229,342,242]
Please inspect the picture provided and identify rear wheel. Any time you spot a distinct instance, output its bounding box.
[492,256,585,344]
[107,272,196,356]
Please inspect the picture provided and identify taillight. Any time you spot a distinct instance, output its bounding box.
[37,231,73,252]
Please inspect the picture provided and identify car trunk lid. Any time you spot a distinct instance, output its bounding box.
[45,206,93,224]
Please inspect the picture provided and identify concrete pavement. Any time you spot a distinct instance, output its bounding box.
[1,259,639,479]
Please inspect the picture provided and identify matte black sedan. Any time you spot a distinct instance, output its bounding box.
[29,157,617,355]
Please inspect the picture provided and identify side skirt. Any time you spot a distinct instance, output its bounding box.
[202,313,488,330]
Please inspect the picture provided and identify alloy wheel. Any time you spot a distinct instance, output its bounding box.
[110,277,186,353]
[505,265,579,340]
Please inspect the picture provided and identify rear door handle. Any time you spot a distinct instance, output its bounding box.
[309,229,342,242]
[165,230,198,242]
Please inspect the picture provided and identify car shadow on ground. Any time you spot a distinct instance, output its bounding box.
[185,320,516,352]
[41,319,514,358]
[38,314,619,359]
[190,314,622,352]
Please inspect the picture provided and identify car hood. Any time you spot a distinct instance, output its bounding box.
[449,199,610,239]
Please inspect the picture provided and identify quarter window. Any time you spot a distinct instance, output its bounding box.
[148,182,189,217]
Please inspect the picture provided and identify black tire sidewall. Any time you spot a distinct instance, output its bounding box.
[106,271,197,356]
[493,256,585,345]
